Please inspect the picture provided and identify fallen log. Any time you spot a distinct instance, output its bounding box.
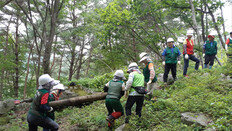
[49,92,107,108]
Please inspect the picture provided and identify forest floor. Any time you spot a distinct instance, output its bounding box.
[1,64,232,131]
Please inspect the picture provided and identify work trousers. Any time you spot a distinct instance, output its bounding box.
[183,54,200,75]
[105,98,124,116]
[125,96,144,117]
[27,113,59,131]
[163,63,177,82]
[205,54,216,66]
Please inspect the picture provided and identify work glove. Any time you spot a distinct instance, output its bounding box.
[178,61,181,65]
[147,79,152,85]
[203,53,205,58]
[162,61,165,66]
[48,107,53,112]
[184,54,189,59]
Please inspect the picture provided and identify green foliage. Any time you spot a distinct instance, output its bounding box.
[74,69,128,91]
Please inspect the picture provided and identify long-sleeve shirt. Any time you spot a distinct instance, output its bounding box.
[162,45,181,62]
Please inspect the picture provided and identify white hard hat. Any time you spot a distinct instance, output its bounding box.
[39,74,54,86]
[114,70,126,80]
[128,62,138,68]
[139,52,148,59]
[167,38,174,43]
[52,84,65,90]
[139,52,149,63]
[186,30,193,36]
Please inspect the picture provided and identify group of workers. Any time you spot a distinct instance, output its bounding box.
[104,31,232,128]
[27,31,232,130]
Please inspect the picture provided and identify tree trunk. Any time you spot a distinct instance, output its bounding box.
[58,53,63,80]
[85,46,93,76]
[189,0,204,68]
[200,2,206,42]
[43,0,61,74]
[14,14,19,98]
[68,48,76,81]
[24,45,33,99]
[220,5,227,41]
[205,3,225,49]
[49,92,107,108]
[76,39,85,80]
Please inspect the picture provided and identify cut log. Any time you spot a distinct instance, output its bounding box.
[49,92,107,108]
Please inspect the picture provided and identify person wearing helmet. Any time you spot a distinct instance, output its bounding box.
[162,38,181,83]
[43,83,65,131]
[203,34,217,69]
[124,62,145,123]
[225,32,232,61]
[183,30,200,77]
[104,70,126,128]
[27,74,59,131]
[139,52,157,96]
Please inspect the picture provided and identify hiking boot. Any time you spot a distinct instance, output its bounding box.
[125,117,129,123]
[184,75,189,78]
[106,115,115,123]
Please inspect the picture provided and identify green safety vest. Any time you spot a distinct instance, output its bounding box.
[205,40,217,55]
[130,72,144,93]
[106,80,123,99]
[228,38,232,48]
[165,47,180,64]
[143,61,157,83]
[28,89,50,117]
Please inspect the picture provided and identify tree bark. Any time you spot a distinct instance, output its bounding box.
[68,47,76,81]
[43,0,62,74]
[200,2,206,42]
[85,46,93,76]
[205,3,225,49]
[220,5,226,41]
[58,53,63,80]
[14,13,20,98]
[49,92,107,108]
[24,44,33,99]
[76,39,85,80]
[188,0,204,68]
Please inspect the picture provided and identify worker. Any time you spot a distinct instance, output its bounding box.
[183,30,200,77]
[104,70,126,128]
[139,52,157,97]
[124,62,145,123]
[162,38,181,83]
[203,34,218,69]
[43,83,65,131]
[27,74,59,131]
[225,32,232,61]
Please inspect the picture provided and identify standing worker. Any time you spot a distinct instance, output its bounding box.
[162,38,181,83]
[183,30,200,77]
[124,62,145,124]
[203,34,218,69]
[139,52,157,96]
[27,74,59,131]
[225,32,232,61]
[104,70,126,128]
[43,83,65,131]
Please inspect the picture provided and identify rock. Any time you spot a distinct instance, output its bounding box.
[60,90,78,99]
[157,74,173,82]
[181,112,214,128]
[220,73,226,78]
[0,99,15,115]
[115,124,126,131]
[0,116,10,125]
[202,73,210,77]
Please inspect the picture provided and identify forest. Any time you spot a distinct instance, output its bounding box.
[0,0,232,130]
